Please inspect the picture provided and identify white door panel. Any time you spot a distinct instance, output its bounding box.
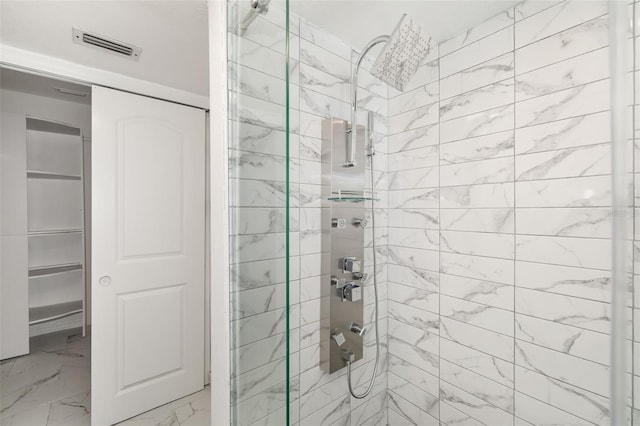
[91,86,205,425]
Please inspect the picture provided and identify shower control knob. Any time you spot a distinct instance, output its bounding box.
[343,282,362,302]
[331,331,346,347]
[331,276,345,289]
[343,257,361,274]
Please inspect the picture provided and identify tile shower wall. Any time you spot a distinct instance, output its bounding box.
[228,0,637,425]
[386,0,636,424]
[227,2,392,425]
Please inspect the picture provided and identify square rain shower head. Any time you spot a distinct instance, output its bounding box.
[370,14,431,92]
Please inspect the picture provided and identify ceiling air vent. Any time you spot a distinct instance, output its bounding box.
[72,28,142,61]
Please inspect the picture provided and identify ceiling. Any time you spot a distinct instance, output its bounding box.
[0,0,519,101]
[292,0,521,49]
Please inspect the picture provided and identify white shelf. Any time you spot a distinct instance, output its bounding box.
[27,171,81,180]
[29,300,83,325]
[28,263,83,277]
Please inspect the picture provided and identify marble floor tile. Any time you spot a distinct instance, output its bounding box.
[1,330,211,426]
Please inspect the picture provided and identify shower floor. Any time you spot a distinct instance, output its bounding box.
[1,329,210,425]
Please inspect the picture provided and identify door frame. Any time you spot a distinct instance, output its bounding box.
[0,18,227,421]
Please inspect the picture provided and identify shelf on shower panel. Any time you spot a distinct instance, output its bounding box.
[327,196,378,202]
[327,190,379,202]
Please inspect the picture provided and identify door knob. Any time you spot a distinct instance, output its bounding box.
[99,276,112,286]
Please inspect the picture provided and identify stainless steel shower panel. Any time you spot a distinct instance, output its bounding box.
[320,117,366,374]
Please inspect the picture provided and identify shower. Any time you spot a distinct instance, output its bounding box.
[345,14,430,399]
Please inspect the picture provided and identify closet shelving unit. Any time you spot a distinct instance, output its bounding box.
[26,117,86,336]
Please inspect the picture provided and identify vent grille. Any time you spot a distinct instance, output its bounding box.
[72,28,142,61]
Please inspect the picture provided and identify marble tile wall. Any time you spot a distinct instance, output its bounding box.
[389,0,634,424]
[227,2,391,425]
[228,0,637,425]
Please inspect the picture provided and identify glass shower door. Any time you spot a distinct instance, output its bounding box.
[226,0,293,424]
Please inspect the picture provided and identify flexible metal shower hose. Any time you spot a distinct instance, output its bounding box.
[346,144,380,399]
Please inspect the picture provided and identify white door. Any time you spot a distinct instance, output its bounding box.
[91,86,205,425]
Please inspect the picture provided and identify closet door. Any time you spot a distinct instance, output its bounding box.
[91,86,205,425]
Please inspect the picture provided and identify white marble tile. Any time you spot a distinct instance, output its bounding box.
[515,340,609,398]
[441,27,514,79]
[515,287,611,334]
[387,209,439,230]
[440,80,514,122]
[387,146,438,171]
[440,157,514,187]
[440,208,514,233]
[298,19,352,61]
[299,63,350,105]
[46,391,90,426]
[516,234,623,270]
[441,105,514,144]
[440,337,514,387]
[440,252,514,285]
[387,283,438,315]
[515,47,609,101]
[516,79,610,128]
[388,300,439,336]
[388,373,439,419]
[514,111,610,155]
[299,393,350,426]
[440,317,514,363]
[350,388,386,426]
[441,295,514,337]
[231,233,286,264]
[299,87,350,119]
[386,264,438,290]
[440,273,514,311]
[516,143,612,181]
[231,283,287,320]
[515,314,611,366]
[388,336,438,379]
[439,380,514,426]
[0,402,50,426]
[299,39,350,81]
[388,353,439,395]
[440,359,514,413]
[441,53,514,101]
[514,391,592,426]
[299,375,349,418]
[389,102,439,135]
[441,9,514,56]
[230,92,287,131]
[439,401,484,426]
[388,188,439,209]
[514,0,565,22]
[229,62,289,107]
[516,207,613,238]
[515,260,620,304]
[515,0,607,48]
[387,227,439,252]
[515,15,608,75]
[389,81,439,117]
[231,307,286,347]
[387,167,439,190]
[387,245,439,272]
[229,33,286,80]
[230,257,287,292]
[440,130,514,165]
[232,382,286,426]
[387,124,439,154]
[231,332,287,377]
[230,150,288,182]
[440,230,514,260]
[515,175,612,207]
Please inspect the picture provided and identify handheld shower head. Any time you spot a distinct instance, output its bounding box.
[370,14,431,91]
